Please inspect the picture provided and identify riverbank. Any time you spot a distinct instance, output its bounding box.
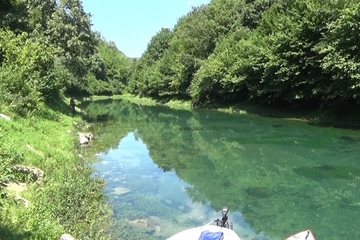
[90,94,360,130]
[0,96,111,240]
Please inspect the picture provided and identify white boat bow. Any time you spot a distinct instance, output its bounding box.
[167,206,316,240]
[167,223,241,240]
[168,206,240,240]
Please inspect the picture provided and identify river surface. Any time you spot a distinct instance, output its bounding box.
[81,99,360,240]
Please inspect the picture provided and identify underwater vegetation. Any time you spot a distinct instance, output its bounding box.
[245,187,272,199]
[338,135,360,143]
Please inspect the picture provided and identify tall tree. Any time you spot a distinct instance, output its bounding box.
[26,0,57,31]
[316,1,360,109]
[128,28,174,97]
[0,30,59,113]
[44,0,96,92]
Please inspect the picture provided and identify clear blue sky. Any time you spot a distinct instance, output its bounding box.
[82,0,211,58]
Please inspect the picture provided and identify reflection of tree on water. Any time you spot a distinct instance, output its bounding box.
[84,99,360,239]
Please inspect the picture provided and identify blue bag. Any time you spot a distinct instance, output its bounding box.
[198,230,224,240]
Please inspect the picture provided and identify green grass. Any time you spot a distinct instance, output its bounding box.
[0,97,111,240]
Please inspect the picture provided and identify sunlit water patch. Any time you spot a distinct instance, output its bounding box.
[94,132,273,240]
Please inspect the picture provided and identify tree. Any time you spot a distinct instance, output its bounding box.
[128,28,174,97]
[316,1,360,109]
[44,0,97,92]
[0,30,59,113]
[0,0,29,32]
[190,28,252,106]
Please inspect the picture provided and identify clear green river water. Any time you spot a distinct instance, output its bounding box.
[82,99,360,240]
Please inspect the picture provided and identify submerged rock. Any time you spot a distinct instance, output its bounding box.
[178,205,185,211]
[128,216,160,234]
[111,176,126,182]
[113,186,131,195]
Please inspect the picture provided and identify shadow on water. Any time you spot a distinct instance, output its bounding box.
[294,165,360,181]
[83,98,360,240]
[338,135,360,143]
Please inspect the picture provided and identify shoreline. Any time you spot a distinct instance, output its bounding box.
[89,94,360,130]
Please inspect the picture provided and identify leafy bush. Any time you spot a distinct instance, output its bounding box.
[0,30,60,114]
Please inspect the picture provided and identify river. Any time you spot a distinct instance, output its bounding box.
[81,98,360,240]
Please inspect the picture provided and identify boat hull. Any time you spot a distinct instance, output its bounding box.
[167,225,241,240]
[286,229,315,240]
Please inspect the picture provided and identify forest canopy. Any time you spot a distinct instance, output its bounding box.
[127,0,360,112]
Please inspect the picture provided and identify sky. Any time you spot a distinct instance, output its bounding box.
[82,0,211,58]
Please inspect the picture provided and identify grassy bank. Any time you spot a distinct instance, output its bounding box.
[0,97,111,240]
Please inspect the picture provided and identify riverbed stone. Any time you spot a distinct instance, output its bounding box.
[113,186,131,195]
[178,205,185,211]
[111,176,126,182]
[128,216,159,234]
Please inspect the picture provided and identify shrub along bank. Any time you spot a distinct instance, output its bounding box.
[0,97,111,240]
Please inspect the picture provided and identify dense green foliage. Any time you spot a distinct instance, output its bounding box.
[0,1,127,238]
[3,0,360,115]
[90,39,132,95]
[127,0,360,113]
[0,0,131,115]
